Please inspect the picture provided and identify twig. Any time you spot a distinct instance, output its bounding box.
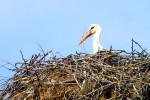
[20,50,26,62]
[82,27,87,54]
[36,43,45,55]
[0,59,18,69]
[132,39,148,54]
[73,74,82,89]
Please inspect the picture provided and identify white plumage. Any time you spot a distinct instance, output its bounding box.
[78,24,103,53]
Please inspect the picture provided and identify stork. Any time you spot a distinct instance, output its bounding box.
[78,24,104,53]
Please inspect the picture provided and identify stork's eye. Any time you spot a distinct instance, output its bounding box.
[91,26,94,29]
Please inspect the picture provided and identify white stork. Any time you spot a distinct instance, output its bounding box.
[78,24,104,53]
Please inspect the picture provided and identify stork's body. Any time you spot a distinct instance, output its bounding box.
[78,24,104,53]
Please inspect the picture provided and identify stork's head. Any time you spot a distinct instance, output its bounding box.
[78,24,101,46]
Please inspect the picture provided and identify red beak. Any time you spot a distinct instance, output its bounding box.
[78,31,92,46]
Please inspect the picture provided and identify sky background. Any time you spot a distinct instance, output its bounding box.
[0,0,150,82]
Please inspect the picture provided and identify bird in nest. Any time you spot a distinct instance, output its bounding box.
[78,24,105,53]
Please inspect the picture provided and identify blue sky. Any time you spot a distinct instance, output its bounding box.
[0,0,150,80]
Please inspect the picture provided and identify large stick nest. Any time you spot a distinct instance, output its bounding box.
[0,41,150,100]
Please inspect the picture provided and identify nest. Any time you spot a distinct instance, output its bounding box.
[0,40,150,100]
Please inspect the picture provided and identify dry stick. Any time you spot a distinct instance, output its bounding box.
[132,38,134,61]
[36,51,52,63]
[20,50,26,63]
[0,76,9,79]
[71,55,79,76]
[132,39,148,54]
[99,50,100,63]
[36,42,45,55]
[0,59,18,69]
[133,85,140,97]
[56,52,65,58]
[102,49,108,63]
[73,74,82,89]
[145,53,149,59]
[110,45,112,54]
[82,27,87,54]
[0,63,7,68]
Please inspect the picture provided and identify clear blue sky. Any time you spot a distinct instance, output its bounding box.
[0,0,150,80]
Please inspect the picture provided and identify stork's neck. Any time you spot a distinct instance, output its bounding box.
[93,29,103,53]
